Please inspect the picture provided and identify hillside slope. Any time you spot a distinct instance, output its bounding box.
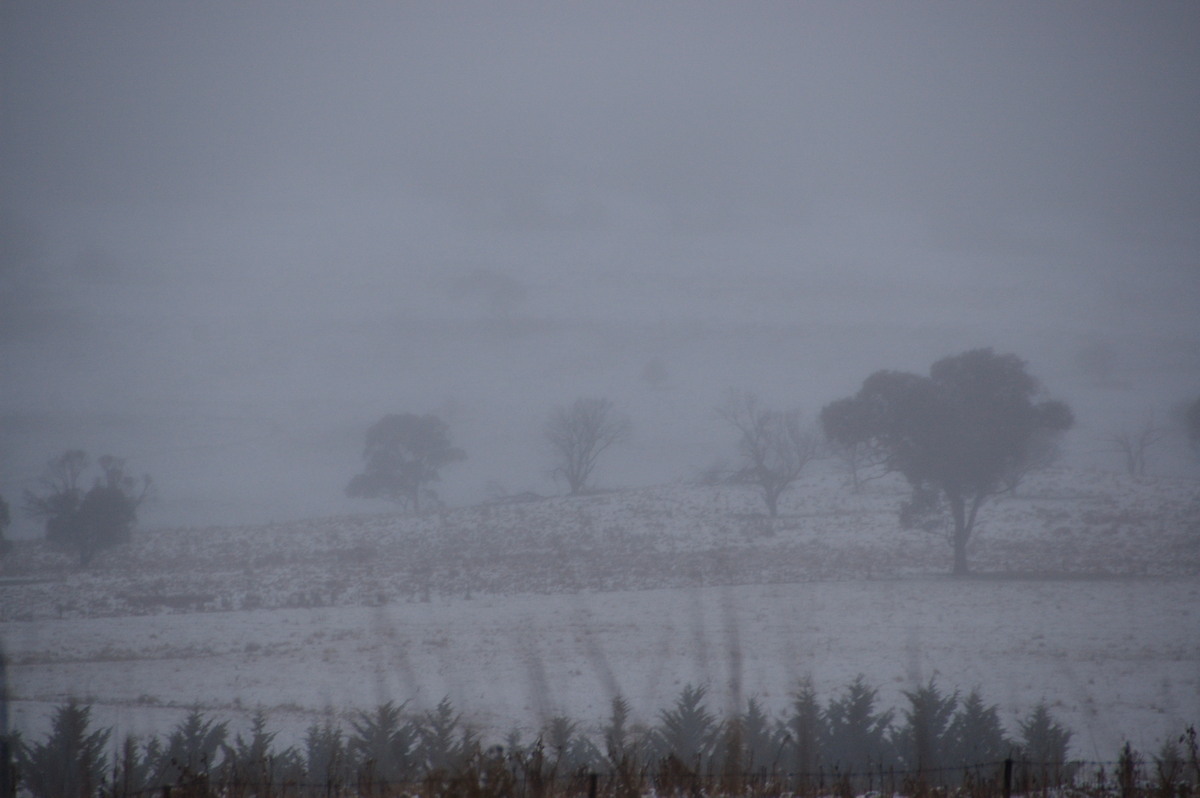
[4,467,1197,622]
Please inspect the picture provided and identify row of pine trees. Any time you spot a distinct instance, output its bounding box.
[13,677,1195,797]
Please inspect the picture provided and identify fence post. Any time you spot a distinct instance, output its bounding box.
[1003,757,1013,798]
[588,771,598,798]
[0,645,12,798]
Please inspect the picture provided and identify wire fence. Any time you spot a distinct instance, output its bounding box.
[59,756,1197,798]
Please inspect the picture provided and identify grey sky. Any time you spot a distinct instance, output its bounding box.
[2,2,1197,534]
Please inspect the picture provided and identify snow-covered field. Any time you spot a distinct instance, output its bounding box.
[3,467,1198,760]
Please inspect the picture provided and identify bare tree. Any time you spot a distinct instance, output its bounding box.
[1104,418,1166,477]
[719,391,819,517]
[545,397,631,495]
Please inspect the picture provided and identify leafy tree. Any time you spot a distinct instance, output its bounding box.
[544,397,631,495]
[15,699,110,798]
[23,451,151,566]
[822,349,1073,574]
[346,414,465,513]
[1000,422,1064,494]
[719,391,819,517]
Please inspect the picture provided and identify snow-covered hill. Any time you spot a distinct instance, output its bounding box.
[3,467,1197,622]
[2,467,1198,758]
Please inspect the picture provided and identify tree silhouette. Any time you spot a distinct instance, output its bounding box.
[824,675,893,776]
[15,699,110,798]
[545,397,630,495]
[822,349,1072,574]
[820,396,889,493]
[346,414,465,513]
[1104,417,1166,477]
[720,391,819,517]
[23,451,150,566]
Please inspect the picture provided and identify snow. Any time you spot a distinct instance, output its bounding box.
[2,466,1198,761]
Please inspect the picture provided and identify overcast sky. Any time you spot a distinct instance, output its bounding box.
[2,2,1198,534]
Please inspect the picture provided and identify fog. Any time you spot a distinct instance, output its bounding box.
[2,2,1198,537]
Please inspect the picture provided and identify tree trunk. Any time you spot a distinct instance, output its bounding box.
[764,488,779,518]
[952,529,969,575]
[948,493,970,575]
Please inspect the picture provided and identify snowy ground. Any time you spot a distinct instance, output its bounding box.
[2,467,1198,760]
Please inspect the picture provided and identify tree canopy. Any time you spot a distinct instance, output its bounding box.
[23,451,151,566]
[345,414,465,513]
[822,349,1073,574]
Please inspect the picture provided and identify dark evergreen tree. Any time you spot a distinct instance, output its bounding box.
[602,695,634,767]
[111,734,160,797]
[15,700,110,798]
[348,701,419,785]
[222,709,301,790]
[650,684,721,772]
[824,675,893,777]
[1017,701,1074,787]
[303,719,351,790]
[781,677,826,786]
[541,715,602,773]
[891,679,957,781]
[155,709,228,784]
[418,698,475,774]
[947,688,1012,772]
[737,697,779,774]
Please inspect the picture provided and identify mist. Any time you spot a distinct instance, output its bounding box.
[2,3,1197,531]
